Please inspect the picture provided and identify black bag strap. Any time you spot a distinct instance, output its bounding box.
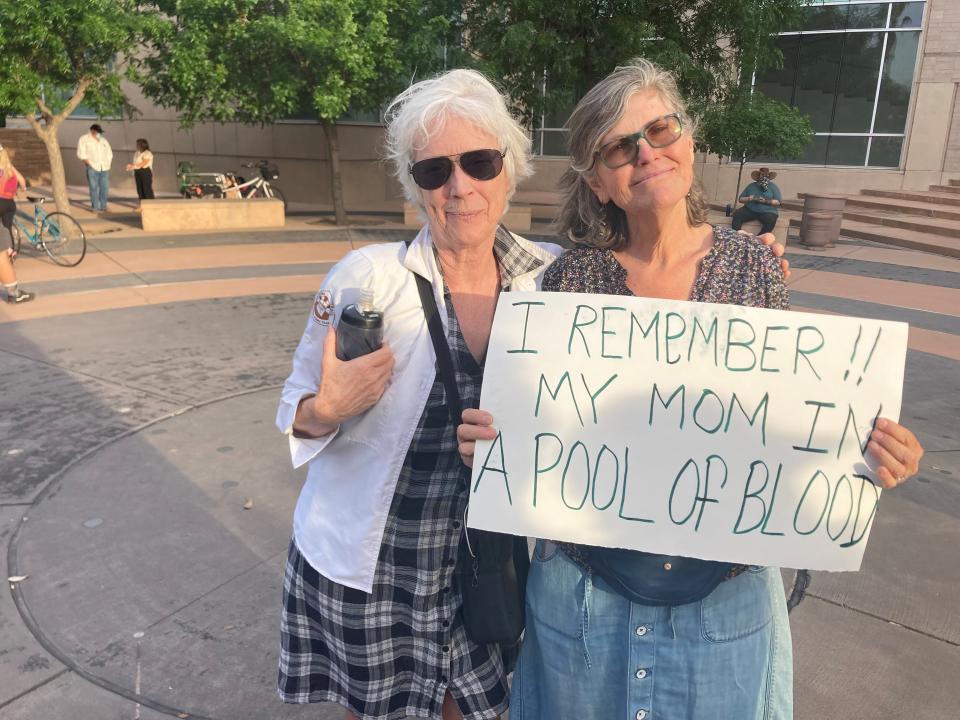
[413,272,463,425]
[407,241,475,557]
[405,239,463,425]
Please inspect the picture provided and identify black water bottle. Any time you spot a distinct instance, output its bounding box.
[335,288,383,361]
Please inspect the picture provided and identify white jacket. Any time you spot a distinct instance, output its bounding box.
[276,225,562,592]
[76,133,113,172]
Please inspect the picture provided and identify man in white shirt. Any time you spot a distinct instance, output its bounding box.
[76,123,113,212]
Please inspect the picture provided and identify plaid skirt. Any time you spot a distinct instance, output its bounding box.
[278,295,510,720]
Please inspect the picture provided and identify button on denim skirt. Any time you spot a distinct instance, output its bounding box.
[511,541,793,720]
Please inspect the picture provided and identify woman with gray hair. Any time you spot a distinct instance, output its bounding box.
[275,68,562,720]
[458,58,923,719]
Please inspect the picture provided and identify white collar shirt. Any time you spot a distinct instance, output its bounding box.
[276,225,562,592]
[77,134,113,172]
[133,150,154,169]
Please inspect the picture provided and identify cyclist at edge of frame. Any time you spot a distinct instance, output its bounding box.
[0,144,26,249]
[0,144,34,304]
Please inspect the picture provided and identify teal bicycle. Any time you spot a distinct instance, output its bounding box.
[10,196,87,267]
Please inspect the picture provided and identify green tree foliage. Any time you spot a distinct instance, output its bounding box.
[138,0,451,224]
[460,0,806,125]
[0,0,152,212]
[699,91,813,204]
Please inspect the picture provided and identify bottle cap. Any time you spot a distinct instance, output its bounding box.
[358,288,375,314]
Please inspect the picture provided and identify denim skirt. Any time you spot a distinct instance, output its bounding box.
[511,541,793,720]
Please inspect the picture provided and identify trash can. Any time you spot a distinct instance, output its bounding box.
[800,212,834,249]
[800,193,846,248]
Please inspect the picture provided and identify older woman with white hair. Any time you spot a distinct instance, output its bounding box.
[275,68,563,720]
[459,58,923,720]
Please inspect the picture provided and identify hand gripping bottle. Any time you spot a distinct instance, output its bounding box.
[335,288,383,361]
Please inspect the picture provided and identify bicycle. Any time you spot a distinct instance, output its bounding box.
[178,160,287,213]
[10,196,87,267]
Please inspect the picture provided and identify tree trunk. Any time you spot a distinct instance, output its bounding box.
[26,79,92,214]
[42,129,71,215]
[321,120,347,225]
[24,118,71,214]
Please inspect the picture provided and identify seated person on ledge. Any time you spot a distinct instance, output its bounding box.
[732,166,781,235]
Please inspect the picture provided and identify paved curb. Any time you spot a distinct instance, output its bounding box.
[6,384,281,720]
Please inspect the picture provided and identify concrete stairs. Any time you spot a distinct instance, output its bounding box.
[0,129,51,186]
[788,179,960,258]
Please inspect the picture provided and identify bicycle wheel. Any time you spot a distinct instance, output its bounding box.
[40,212,87,267]
[264,184,288,214]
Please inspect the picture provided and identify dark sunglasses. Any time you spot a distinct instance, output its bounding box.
[595,114,684,169]
[409,149,506,190]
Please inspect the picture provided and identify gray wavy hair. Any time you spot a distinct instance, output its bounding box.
[556,58,708,250]
[384,69,533,208]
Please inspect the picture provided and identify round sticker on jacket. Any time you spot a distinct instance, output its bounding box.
[312,291,334,325]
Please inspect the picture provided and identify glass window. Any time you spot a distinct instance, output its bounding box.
[874,31,920,133]
[752,135,829,165]
[542,94,573,130]
[799,3,889,30]
[340,107,381,124]
[279,105,384,123]
[825,136,869,165]
[868,136,904,166]
[891,2,923,27]
[847,3,890,29]
[832,32,883,133]
[535,130,569,157]
[797,135,830,165]
[69,102,99,119]
[44,87,118,119]
[756,36,800,106]
[795,34,844,131]
[532,82,574,155]
[799,4,850,31]
[750,1,924,167]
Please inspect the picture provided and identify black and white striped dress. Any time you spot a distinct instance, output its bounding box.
[279,232,544,720]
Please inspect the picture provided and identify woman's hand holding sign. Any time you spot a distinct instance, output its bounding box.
[458,408,497,468]
[869,417,923,488]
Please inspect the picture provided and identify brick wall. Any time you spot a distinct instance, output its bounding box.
[0,129,51,185]
[920,0,960,172]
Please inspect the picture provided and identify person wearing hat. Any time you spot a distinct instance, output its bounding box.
[732,166,782,235]
[76,123,113,212]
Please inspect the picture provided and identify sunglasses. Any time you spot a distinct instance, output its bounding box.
[595,114,684,169]
[409,149,506,190]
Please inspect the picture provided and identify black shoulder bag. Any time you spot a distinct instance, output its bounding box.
[412,270,529,647]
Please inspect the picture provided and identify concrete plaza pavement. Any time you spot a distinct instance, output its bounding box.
[0,215,958,719]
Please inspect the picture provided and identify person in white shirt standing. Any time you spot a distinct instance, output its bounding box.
[125,138,155,208]
[76,123,113,212]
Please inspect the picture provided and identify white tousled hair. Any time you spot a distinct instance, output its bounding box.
[384,69,532,207]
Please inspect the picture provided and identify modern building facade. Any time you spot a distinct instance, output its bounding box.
[699,0,959,205]
[6,0,958,209]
